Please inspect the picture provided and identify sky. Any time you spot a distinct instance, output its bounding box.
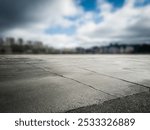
[0,0,150,48]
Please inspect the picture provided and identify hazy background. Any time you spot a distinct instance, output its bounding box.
[0,0,150,53]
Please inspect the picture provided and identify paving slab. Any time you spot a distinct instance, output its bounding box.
[0,55,150,112]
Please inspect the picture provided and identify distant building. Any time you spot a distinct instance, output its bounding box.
[34,41,43,49]
[119,47,125,53]
[26,40,32,45]
[109,47,119,54]
[6,37,15,45]
[4,37,14,53]
[18,38,24,45]
[124,46,134,53]
[0,38,4,44]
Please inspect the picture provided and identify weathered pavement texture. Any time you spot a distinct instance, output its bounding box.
[0,55,150,112]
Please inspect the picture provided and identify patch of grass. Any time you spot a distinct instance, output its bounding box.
[67,92,150,113]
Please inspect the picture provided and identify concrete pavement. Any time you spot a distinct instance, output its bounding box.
[0,55,150,112]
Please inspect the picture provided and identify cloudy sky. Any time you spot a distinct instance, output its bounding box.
[0,0,150,48]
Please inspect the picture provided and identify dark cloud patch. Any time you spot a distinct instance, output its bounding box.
[0,0,48,32]
[128,26,150,38]
[118,18,150,42]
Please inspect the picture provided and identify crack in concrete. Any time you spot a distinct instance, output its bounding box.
[26,62,118,98]
[79,67,150,91]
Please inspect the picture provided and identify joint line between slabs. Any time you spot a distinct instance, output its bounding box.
[26,62,118,98]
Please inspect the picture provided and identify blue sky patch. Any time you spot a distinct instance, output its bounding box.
[64,16,79,21]
[107,0,125,9]
[78,0,125,12]
[78,0,97,11]
[45,26,76,35]
[135,0,150,7]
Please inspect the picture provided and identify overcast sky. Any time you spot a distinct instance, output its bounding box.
[0,0,150,48]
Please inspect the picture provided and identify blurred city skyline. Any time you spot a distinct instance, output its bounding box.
[1,37,150,54]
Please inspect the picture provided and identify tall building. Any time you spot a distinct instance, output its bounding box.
[0,38,4,45]
[34,41,43,49]
[6,37,15,45]
[18,38,24,45]
[4,37,14,53]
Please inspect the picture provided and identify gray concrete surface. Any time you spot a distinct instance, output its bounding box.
[0,55,150,112]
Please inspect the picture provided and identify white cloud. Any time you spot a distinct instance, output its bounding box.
[76,0,150,46]
[3,0,150,48]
